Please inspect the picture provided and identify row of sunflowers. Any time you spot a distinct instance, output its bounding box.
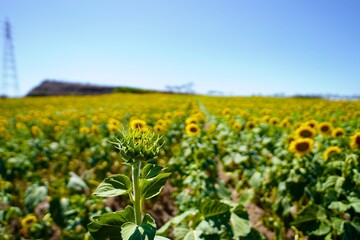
[0,93,359,239]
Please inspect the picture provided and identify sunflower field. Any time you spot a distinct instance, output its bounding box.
[0,93,360,240]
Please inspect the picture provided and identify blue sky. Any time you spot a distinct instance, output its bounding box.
[1,0,360,96]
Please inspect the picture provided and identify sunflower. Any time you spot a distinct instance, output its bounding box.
[185,123,201,136]
[270,117,280,125]
[221,108,231,115]
[350,132,360,149]
[323,146,341,160]
[289,138,314,157]
[295,125,315,139]
[153,124,165,133]
[91,125,99,135]
[130,119,147,131]
[286,134,296,144]
[31,126,41,137]
[21,214,37,236]
[79,126,90,134]
[185,117,198,125]
[306,119,318,129]
[232,121,242,131]
[245,121,256,130]
[331,127,345,138]
[156,119,166,126]
[318,122,333,135]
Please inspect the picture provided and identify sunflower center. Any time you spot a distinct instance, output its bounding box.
[321,126,329,132]
[296,142,310,152]
[335,131,343,137]
[309,123,315,128]
[300,130,312,138]
[356,136,360,145]
[190,127,198,133]
[135,123,143,128]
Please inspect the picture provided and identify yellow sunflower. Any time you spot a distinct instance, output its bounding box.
[350,132,360,149]
[318,122,333,135]
[306,119,318,129]
[289,138,314,157]
[295,125,315,139]
[232,121,242,132]
[332,127,346,138]
[153,124,165,133]
[185,117,198,125]
[31,126,41,137]
[323,146,341,161]
[245,121,256,130]
[286,134,296,144]
[269,117,280,125]
[185,123,201,136]
[21,214,37,236]
[79,126,90,134]
[130,119,147,131]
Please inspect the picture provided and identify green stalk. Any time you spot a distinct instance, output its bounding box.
[132,161,142,225]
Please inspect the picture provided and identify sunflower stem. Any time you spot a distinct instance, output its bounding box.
[132,161,142,225]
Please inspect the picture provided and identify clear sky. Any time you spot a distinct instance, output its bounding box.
[1,0,360,96]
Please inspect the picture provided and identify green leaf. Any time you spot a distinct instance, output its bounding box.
[88,206,135,240]
[142,164,164,179]
[238,189,255,206]
[24,184,47,213]
[67,172,88,192]
[121,216,156,240]
[249,171,262,189]
[141,172,171,199]
[49,197,66,228]
[351,202,360,213]
[93,174,132,197]
[328,201,351,212]
[310,221,331,236]
[157,209,198,235]
[154,236,171,240]
[230,213,251,237]
[341,221,360,240]
[184,230,202,240]
[200,199,230,219]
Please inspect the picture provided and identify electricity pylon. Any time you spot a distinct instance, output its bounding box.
[2,19,19,97]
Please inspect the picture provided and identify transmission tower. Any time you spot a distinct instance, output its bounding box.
[2,19,19,97]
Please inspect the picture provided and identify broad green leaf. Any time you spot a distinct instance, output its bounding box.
[351,202,360,213]
[200,199,230,219]
[238,189,255,206]
[24,184,47,213]
[121,217,156,240]
[341,222,360,240]
[93,174,132,197]
[322,176,338,190]
[230,213,251,238]
[142,164,164,179]
[121,223,141,240]
[67,172,88,192]
[141,172,171,199]
[184,230,202,240]
[88,206,135,240]
[154,236,171,240]
[49,196,66,228]
[249,171,262,189]
[157,209,198,235]
[310,221,331,236]
[328,201,351,212]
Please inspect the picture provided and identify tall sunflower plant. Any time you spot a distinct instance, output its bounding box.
[87,129,171,240]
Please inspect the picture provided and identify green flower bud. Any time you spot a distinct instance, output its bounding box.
[112,128,162,164]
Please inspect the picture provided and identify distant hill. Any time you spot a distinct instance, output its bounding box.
[26,80,162,96]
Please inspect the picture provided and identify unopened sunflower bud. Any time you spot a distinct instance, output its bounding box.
[112,129,162,164]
